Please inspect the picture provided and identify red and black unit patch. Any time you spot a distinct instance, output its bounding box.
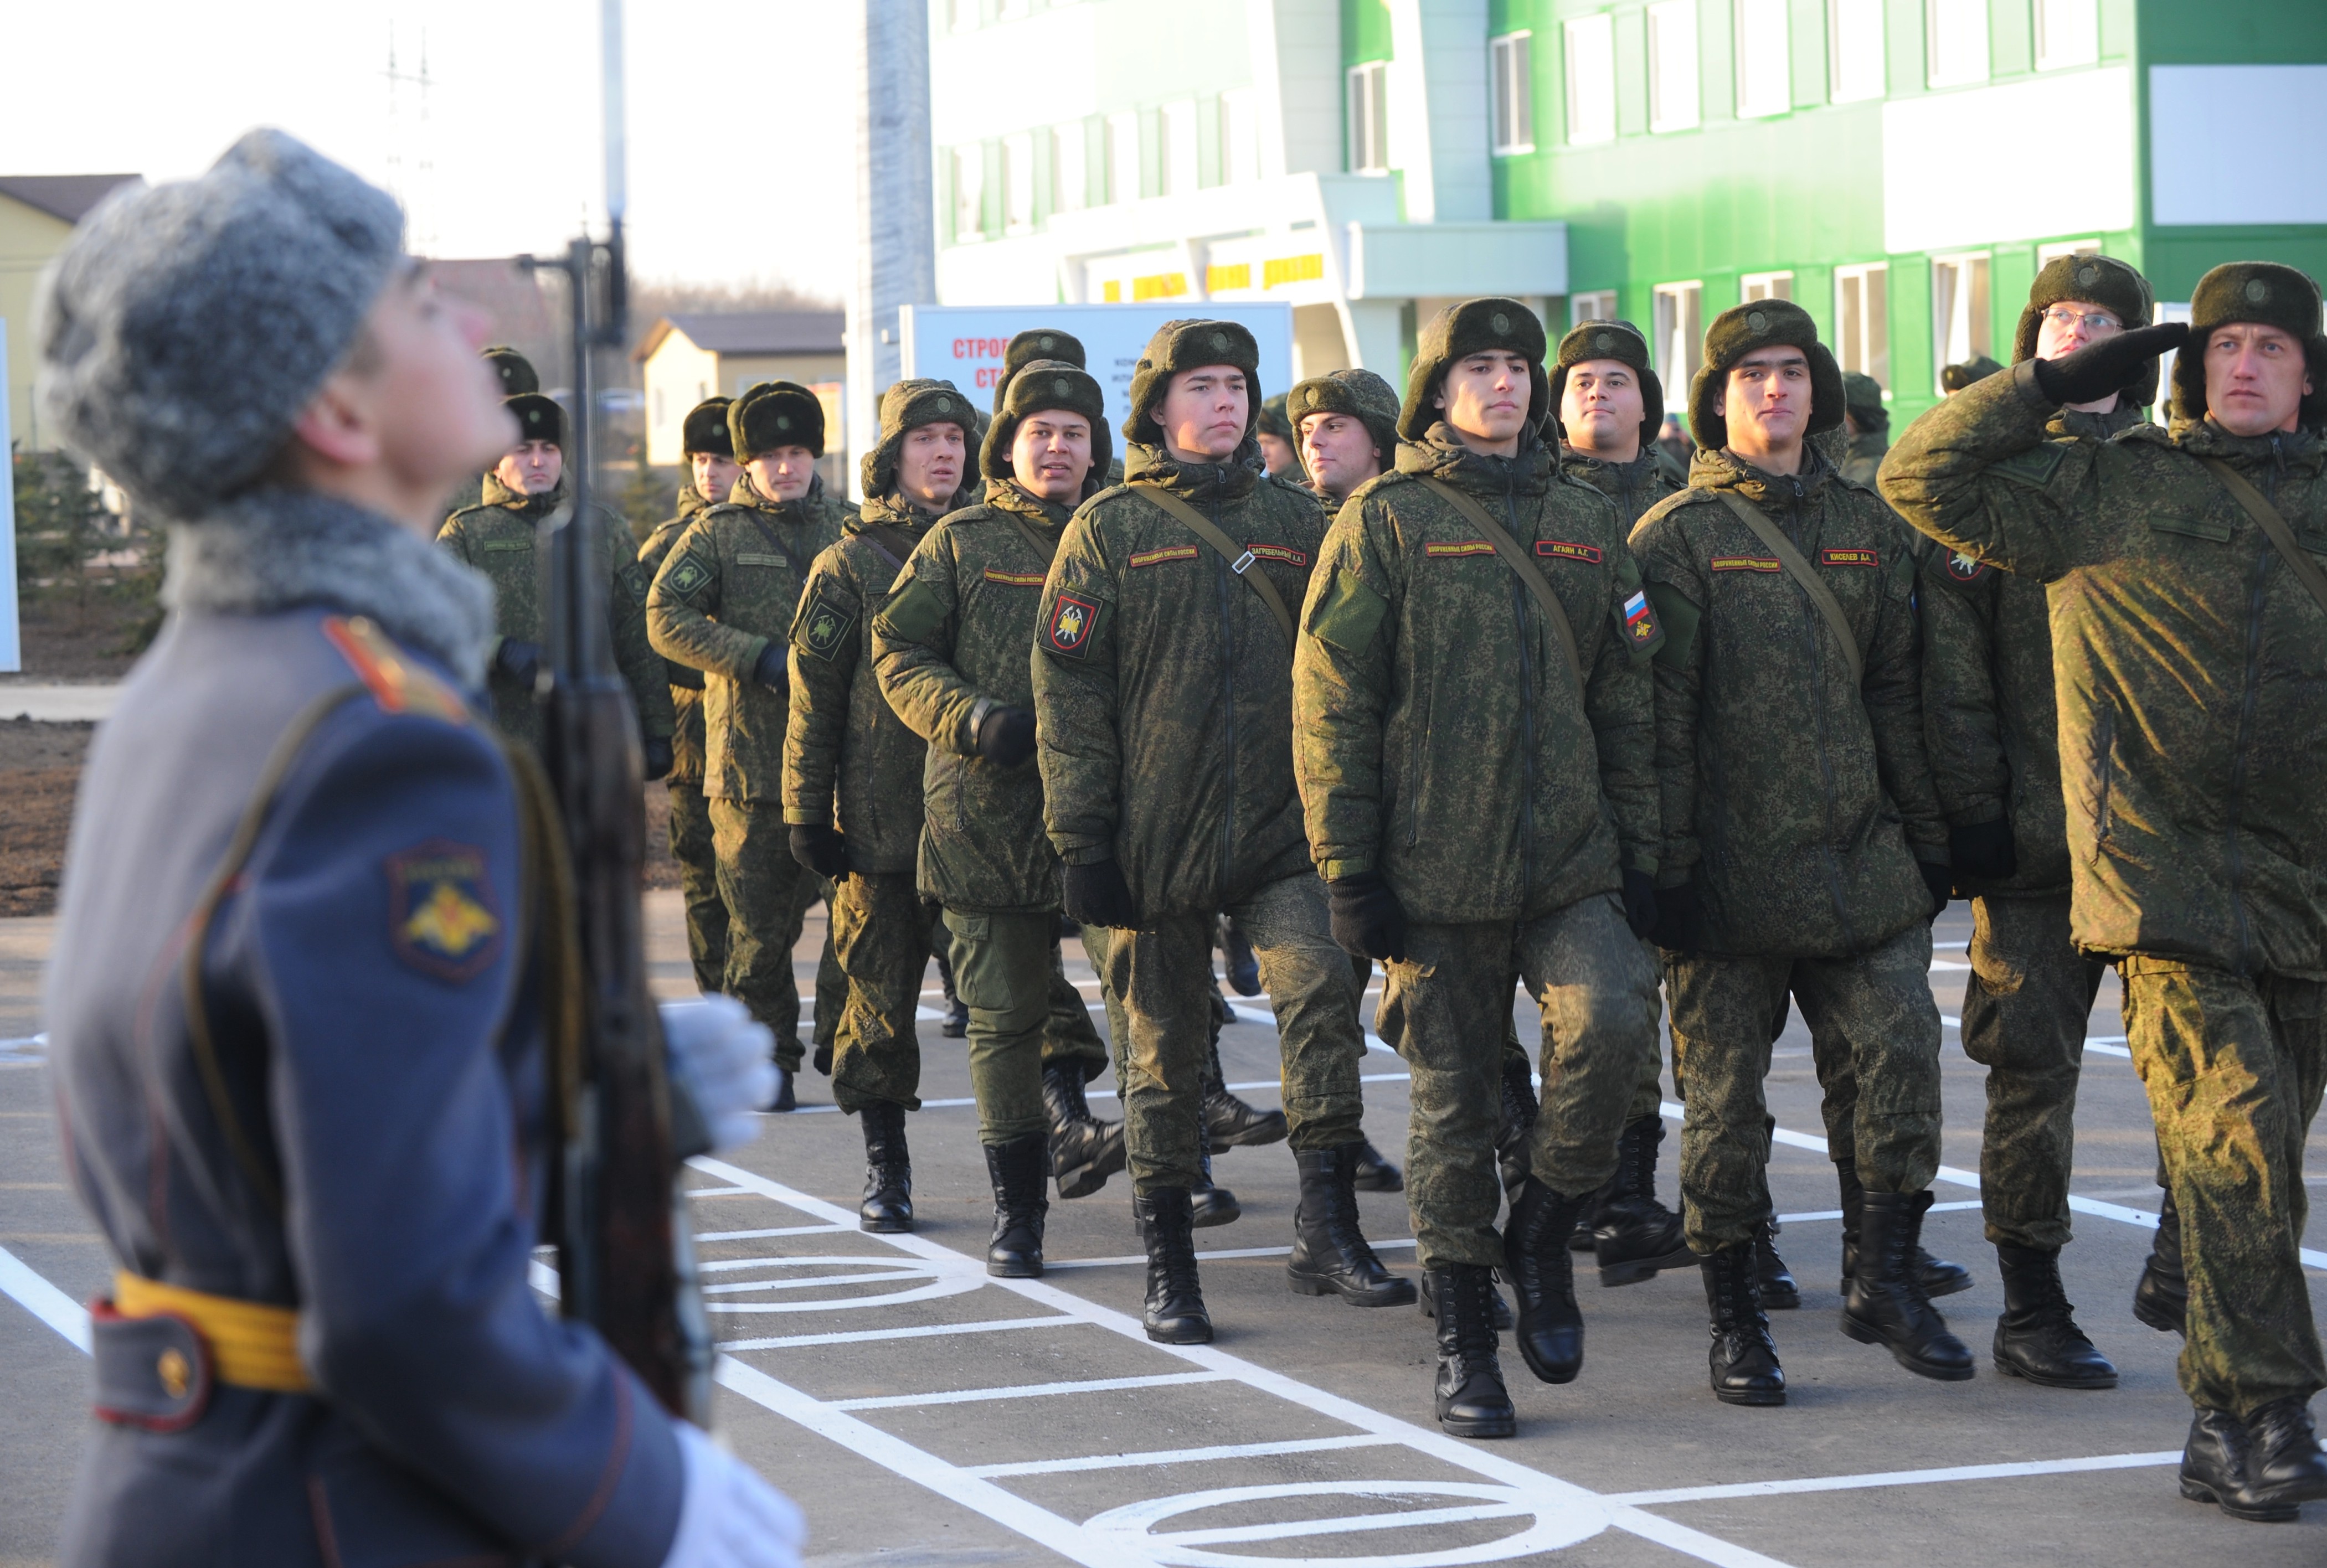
[1944,549,1992,584]
[1243,543,1310,568]
[1424,540,1496,559]
[984,567,1047,586]
[1819,548,1880,568]
[1044,590,1101,658]
[1129,544,1199,569]
[1710,556,1783,573]
[1537,539,1604,565]
[387,840,503,983]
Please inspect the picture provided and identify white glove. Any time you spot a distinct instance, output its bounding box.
[660,1421,805,1568]
[661,997,777,1152]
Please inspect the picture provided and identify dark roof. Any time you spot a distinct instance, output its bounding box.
[636,310,846,361]
[0,174,143,225]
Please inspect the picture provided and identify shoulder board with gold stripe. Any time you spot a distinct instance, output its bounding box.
[321,616,471,725]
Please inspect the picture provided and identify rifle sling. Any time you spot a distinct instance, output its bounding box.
[1415,476,1585,709]
[1003,510,1062,566]
[1712,488,1865,690]
[856,519,918,574]
[1130,483,1296,648]
[2198,457,2327,621]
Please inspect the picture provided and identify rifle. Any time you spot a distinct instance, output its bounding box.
[526,0,713,1427]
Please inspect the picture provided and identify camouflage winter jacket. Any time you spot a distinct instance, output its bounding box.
[782,491,953,874]
[645,473,848,802]
[1294,426,1660,924]
[1032,443,1328,919]
[437,473,673,751]
[1631,446,1947,958]
[1840,429,1889,489]
[637,482,713,783]
[1881,363,2327,978]
[873,480,1075,913]
[1912,401,2146,899]
[1561,443,1681,530]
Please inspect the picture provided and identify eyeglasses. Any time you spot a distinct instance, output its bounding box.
[2041,306,2122,333]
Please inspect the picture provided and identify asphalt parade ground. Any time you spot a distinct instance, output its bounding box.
[3,895,2325,1565]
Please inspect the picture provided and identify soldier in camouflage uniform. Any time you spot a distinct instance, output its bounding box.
[1257,391,1299,480]
[873,360,1124,1273]
[437,389,675,765]
[1288,368,1400,507]
[1293,298,1665,1439]
[648,381,850,1117]
[1840,373,1890,488]
[1632,299,1965,1406]
[1034,318,1408,1347]
[639,396,740,994]
[1911,255,2160,1394]
[1882,262,2327,1521]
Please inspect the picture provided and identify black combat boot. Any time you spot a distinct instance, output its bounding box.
[1755,1214,1800,1309]
[1503,1176,1587,1384]
[1701,1244,1786,1406]
[858,1101,913,1233]
[1286,1143,1417,1307]
[1497,1056,1538,1201]
[766,1063,797,1112]
[1992,1244,2117,1389]
[984,1132,1049,1278]
[1042,1062,1126,1200]
[1419,1268,1514,1331]
[1137,1187,1212,1344]
[1428,1265,1516,1438]
[1840,1190,1974,1380]
[1594,1116,1697,1286]
[1191,1134,1242,1229]
[1203,1087,1288,1148]
[1351,1137,1404,1192]
[1221,916,1261,997]
[935,951,968,1039]
[2180,1402,2327,1521]
[2133,1188,2186,1335]
[1837,1156,1969,1297]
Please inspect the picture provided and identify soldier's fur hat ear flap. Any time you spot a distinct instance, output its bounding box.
[1547,320,1664,448]
[2175,262,2327,428]
[1688,300,1841,450]
[981,359,1111,488]
[861,378,971,498]
[1399,297,1549,442]
[1123,319,1263,452]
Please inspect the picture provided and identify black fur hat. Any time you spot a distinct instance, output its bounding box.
[1124,319,1262,450]
[505,391,564,447]
[982,359,1110,496]
[482,345,538,397]
[1686,299,1844,451]
[2170,261,2327,428]
[991,327,1088,414]
[1399,297,1548,442]
[1550,319,1664,448]
[2014,254,2156,409]
[682,395,733,458]
[730,380,825,461]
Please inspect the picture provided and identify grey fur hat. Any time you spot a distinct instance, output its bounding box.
[34,129,405,522]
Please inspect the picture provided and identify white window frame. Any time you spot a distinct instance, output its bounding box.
[1733,0,1790,120]
[1051,122,1088,214]
[1835,261,1890,389]
[946,0,978,35]
[1106,111,1140,204]
[1571,289,1620,328]
[952,145,984,241]
[1652,281,1706,391]
[1220,89,1260,184]
[2036,238,2103,268]
[1563,16,1618,146]
[1159,99,1199,196]
[1828,0,1885,102]
[1491,31,1536,154]
[1347,61,1391,171]
[1648,3,1700,133]
[1930,251,1993,390]
[1002,132,1034,233]
[1926,0,1989,89]
[2034,0,2099,72]
[1741,271,1794,302]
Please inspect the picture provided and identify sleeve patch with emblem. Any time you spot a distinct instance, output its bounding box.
[1942,549,1993,585]
[795,594,858,661]
[1819,548,1879,568]
[1623,589,1661,646]
[387,840,503,982]
[1538,539,1604,565]
[616,562,650,604]
[1129,544,1199,569]
[1044,590,1101,657]
[664,553,713,599]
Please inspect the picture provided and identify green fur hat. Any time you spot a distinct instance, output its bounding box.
[861,378,974,497]
[1686,298,1844,451]
[1399,297,1548,442]
[2014,254,2156,408]
[505,391,564,447]
[1841,370,1888,434]
[981,359,1110,494]
[1549,318,1662,448]
[1286,368,1400,479]
[482,345,539,397]
[1258,391,1294,440]
[991,327,1088,414]
[682,395,733,458]
[1940,355,2005,394]
[1124,318,1261,450]
[730,380,825,462]
[2171,261,2327,427]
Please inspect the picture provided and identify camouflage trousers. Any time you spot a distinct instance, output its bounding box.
[1961,894,2105,1250]
[1667,924,1942,1254]
[830,871,943,1115]
[668,777,729,997]
[1492,936,1670,1118]
[1041,937,1110,1079]
[1382,894,1661,1270]
[942,908,1054,1143]
[1085,873,1367,1193]
[709,797,821,1072]
[2121,958,2327,1417]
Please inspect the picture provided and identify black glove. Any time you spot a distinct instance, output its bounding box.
[975,705,1038,768]
[1620,868,1659,942]
[1918,859,1955,922]
[1655,876,1706,955]
[492,638,543,689]
[641,735,675,782]
[2031,321,2187,406]
[1948,818,2017,885]
[1061,858,1139,929]
[789,823,850,879]
[812,1041,833,1076]
[751,642,789,693]
[1327,871,1408,963]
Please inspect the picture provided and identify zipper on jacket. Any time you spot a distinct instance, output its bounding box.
[1505,471,1538,901]
[2225,443,2281,973]
[1213,484,1239,899]
[1788,476,1855,948]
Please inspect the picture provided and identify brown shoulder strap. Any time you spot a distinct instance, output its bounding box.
[1712,488,1865,689]
[740,508,807,580]
[1003,510,1061,566]
[857,520,916,574]
[1130,483,1297,648]
[1415,476,1585,709]
[2198,457,2327,620]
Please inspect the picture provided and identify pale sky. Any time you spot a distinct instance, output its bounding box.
[0,0,858,300]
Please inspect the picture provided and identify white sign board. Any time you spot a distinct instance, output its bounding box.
[0,321,18,673]
[898,302,1296,438]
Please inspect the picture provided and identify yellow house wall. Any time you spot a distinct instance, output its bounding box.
[0,196,76,452]
[643,334,723,466]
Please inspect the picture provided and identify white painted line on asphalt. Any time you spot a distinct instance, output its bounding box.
[686,1185,754,1196]
[0,1242,89,1352]
[828,1370,1233,1411]
[962,1433,1401,1479]
[1605,1449,2182,1506]
[1043,1239,1416,1272]
[718,1314,1074,1353]
[694,1224,854,1242]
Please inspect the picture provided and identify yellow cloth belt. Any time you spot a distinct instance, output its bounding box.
[114,1272,312,1393]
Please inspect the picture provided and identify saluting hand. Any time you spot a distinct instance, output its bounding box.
[2032,322,2188,407]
